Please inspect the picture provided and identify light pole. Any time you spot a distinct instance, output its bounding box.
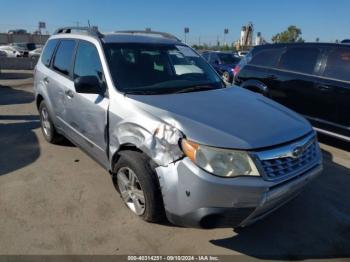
[38,21,46,44]
[224,28,229,46]
[184,27,189,44]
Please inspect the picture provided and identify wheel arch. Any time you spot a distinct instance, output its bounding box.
[111,143,142,170]
[110,143,159,172]
[36,93,44,109]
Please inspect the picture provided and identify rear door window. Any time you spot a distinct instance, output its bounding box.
[323,47,350,81]
[278,47,320,74]
[41,39,59,67]
[52,40,76,77]
[209,53,219,63]
[249,48,284,67]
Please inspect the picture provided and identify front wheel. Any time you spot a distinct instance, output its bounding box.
[113,151,165,222]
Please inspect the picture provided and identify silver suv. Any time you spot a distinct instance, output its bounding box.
[34,27,323,228]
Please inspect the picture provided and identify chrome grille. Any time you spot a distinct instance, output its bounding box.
[257,135,320,181]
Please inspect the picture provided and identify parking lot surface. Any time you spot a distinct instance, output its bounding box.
[0,71,350,260]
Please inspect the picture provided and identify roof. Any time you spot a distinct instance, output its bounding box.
[52,27,182,45]
[253,42,349,51]
[202,50,236,54]
[101,33,181,45]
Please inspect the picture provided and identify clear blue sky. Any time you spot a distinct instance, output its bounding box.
[1,0,349,44]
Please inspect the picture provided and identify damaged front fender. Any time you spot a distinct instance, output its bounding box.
[110,121,184,167]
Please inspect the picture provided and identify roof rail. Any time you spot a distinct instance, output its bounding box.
[54,26,103,38]
[114,30,180,42]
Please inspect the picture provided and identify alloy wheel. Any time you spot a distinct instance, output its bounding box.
[41,107,51,137]
[117,167,146,215]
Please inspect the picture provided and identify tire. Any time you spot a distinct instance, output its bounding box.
[39,101,62,144]
[112,151,165,223]
[222,71,231,83]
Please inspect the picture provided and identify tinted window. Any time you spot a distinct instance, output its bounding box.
[323,48,350,81]
[278,47,320,74]
[27,43,37,51]
[217,53,240,64]
[209,53,219,63]
[74,41,103,81]
[41,39,58,67]
[53,40,76,76]
[250,48,284,67]
[202,52,209,61]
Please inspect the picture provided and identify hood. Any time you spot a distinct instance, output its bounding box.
[127,87,312,150]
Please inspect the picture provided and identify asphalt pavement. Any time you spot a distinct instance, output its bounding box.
[0,71,349,260]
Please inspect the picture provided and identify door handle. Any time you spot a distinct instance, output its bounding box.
[65,89,74,98]
[43,77,49,84]
[317,85,332,91]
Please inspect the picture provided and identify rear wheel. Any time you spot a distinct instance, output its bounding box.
[113,151,165,222]
[39,101,62,143]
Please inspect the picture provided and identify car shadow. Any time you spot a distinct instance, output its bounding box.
[0,118,41,176]
[0,72,33,80]
[209,149,350,260]
[0,83,78,176]
[0,84,34,105]
[56,137,76,147]
[0,84,41,176]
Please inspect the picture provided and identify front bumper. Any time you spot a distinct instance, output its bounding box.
[156,158,322,228]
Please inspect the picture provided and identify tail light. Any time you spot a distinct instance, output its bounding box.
[233,65,240,77]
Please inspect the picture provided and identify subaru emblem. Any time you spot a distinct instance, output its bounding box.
[292,146,304,158]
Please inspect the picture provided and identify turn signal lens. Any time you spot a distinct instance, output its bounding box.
[181,139,199,162]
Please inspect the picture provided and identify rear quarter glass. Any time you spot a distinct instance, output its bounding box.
[41,39,59,67]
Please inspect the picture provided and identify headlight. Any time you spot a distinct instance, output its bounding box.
[181,139,260,178]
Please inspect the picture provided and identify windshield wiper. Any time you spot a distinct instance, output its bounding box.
[124,83,222,95]
[124,90,159,95]
[174,85,218,94]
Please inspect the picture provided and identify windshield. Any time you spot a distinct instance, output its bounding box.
[26,43,37,51]
[104,43,224,94]
[217,53,240,64]
[12,43,27,50]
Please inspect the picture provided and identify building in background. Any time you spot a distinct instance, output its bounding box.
[255,32,267,45]
[0,32,49,46]
[240,23,254,47]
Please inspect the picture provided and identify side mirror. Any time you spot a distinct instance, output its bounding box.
[74,75,102,94]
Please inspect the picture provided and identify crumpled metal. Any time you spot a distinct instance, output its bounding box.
[112,122,184,166]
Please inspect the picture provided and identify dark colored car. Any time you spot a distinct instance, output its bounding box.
[202,51,240,83]
[8,29,27,34]
[234,43,350,142]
